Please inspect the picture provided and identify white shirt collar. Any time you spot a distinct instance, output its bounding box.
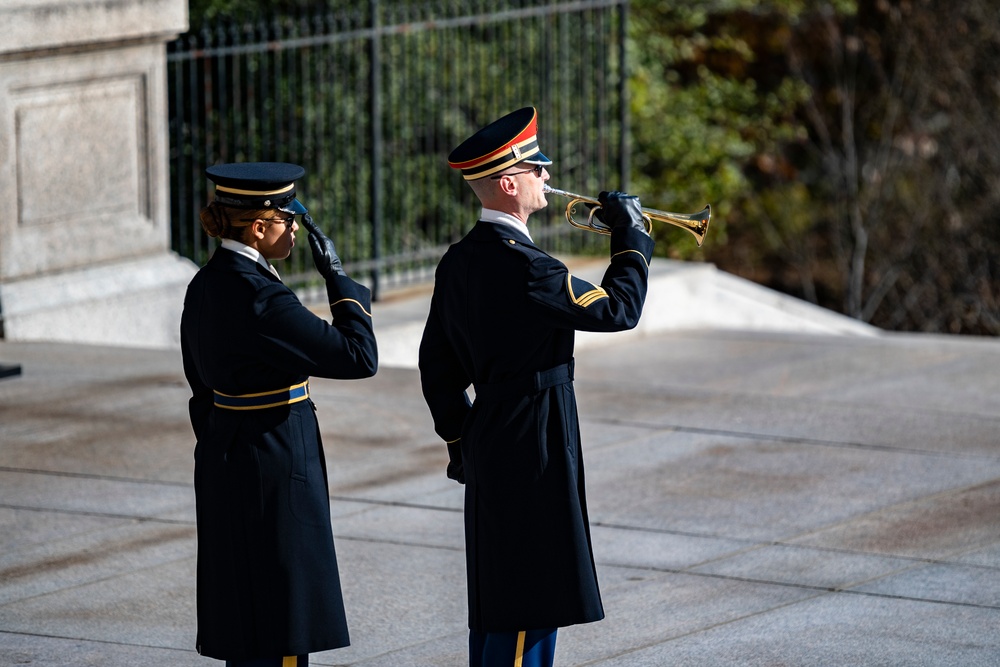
[220,238,280,279]
[480,208,533,243]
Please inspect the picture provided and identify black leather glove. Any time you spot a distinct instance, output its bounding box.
[302,214,346,278]
[598,191,647,234]
[446,440,465,484]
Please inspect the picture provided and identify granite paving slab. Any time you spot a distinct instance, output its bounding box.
[1,324,999,666]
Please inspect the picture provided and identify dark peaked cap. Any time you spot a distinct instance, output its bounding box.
[448,107,552,180]
[205,162,308,214]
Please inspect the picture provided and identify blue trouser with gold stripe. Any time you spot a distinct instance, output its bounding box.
[470,628,557,667]
[225,656,307,667]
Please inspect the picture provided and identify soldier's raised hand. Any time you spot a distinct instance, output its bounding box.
[598,191,647,234]
[303,214,347,278]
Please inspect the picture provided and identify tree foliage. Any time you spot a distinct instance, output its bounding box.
[629,0,1000,334]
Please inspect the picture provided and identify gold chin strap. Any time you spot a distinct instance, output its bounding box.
[216,182,295,197]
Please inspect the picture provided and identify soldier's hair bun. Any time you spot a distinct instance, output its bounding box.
[199,203,229,238]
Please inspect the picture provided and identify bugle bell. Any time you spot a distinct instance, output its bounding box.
[543,185,711,247]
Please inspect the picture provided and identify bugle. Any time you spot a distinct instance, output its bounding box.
[543,185,711,247]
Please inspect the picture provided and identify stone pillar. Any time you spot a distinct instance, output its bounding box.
[0,0,195,349]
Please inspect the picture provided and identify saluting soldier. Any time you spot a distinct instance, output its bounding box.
[180,162,378,667]
[418,108,655,667]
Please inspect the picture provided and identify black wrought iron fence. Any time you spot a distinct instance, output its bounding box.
[167,0,628,299]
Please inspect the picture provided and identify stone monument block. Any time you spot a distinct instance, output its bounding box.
[0,0,195,348]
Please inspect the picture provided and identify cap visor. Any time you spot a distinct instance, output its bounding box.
[279,198,308,214]
[522,151,552,166]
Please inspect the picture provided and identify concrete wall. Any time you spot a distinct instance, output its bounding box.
[0,0,195,348]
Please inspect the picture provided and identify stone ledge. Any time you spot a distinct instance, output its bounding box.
[371,259,879,369]
[0,0,188,56]
[0,252,198,348]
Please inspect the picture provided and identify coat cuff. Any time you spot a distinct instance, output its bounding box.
[325,275,373,318]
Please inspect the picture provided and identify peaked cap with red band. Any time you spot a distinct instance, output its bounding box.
[448,107,552,180]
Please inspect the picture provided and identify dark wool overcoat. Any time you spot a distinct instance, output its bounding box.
[180,248,377,661]
[418,220,654,633]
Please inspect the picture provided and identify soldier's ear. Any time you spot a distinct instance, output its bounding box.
[250,219,268,239]
[497,174,518,196]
